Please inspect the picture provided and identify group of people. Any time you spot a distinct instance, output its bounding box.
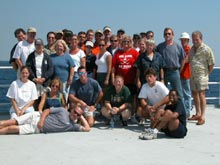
[0,26,215,140]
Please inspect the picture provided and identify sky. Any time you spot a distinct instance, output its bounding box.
[0,0,219,65]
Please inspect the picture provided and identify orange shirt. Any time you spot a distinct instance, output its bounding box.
[81,42,100,56]
[180,45,191,79]
[92,43,100,56]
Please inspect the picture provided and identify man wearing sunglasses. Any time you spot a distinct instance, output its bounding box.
[0,104,90,135]
[69,66,103,127]
[157,27,186,115]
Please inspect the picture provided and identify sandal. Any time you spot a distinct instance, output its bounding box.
[196,118,205,125]
[188,115,200,121]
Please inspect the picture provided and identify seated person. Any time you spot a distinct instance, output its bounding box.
[137,68,169,124]
[38,78,67,113]
[101,75,132,126]
[139,89,187,140]
[0,103,90,135]
[69,66,103,127]
[6,66,38,119]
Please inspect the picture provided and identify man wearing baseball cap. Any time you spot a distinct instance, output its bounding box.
[13,27,37,71]
[103,26,112,47]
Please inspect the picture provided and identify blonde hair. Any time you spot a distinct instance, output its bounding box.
[49,78,63,92]
[54,39,69,53]
[122,35,133,48]
[146,39,155,45]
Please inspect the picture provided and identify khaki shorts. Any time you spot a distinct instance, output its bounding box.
[190,78,209,91]
[15,112,41,135]
[83,107,94,117]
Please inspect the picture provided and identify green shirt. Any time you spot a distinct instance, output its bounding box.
[104,85,132,107]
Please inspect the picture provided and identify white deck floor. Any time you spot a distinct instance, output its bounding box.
[0,105,220,165]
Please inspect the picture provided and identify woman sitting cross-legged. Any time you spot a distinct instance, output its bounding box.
[38,78,67,113]
[6,66,38,119]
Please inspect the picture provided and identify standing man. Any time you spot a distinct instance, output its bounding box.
[44,31,56,55]
[103,26,112,47]
[13,27,37,72]
[78,31,86,49]
[157,27,185,106]
[9,28,26,70]
[188,31,215,125]
[69,66,103,127]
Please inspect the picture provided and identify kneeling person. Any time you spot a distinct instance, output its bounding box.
[69,66,103,127]
[101,75,132,126]
[137,68,169,124]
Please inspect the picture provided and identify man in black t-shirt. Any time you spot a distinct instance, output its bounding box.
[139,89,187,140]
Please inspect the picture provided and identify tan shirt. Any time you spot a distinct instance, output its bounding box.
[189,43,215,81]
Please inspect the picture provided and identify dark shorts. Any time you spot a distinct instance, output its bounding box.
[163,123,187,138]
[97,73,107,88]
[125,84,137,95]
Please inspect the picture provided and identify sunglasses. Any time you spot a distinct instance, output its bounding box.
[78,71,87,76]
[99,44,105,47]
[111,40,118,42]
[164,33,172,36]
[51,84,59,88]
[122,40,130,44]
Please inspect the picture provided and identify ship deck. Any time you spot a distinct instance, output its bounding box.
[0,105,220,165]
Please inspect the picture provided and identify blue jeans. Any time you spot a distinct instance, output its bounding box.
[181,79,192,115]
[164,70,187,115]
[164,70,184,99]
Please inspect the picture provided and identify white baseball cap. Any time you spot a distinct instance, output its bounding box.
[85,41,94,47]
[180,32,190,40]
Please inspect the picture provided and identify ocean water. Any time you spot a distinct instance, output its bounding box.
[0,61,219,113]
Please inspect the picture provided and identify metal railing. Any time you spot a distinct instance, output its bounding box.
[1,66,220,109]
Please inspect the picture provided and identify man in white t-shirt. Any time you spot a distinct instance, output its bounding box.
[13,27,37,70]
[137,68,169,122]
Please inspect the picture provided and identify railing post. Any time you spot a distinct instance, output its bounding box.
[218,81,220,106]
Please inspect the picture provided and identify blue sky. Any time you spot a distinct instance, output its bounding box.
[1,0,219,65]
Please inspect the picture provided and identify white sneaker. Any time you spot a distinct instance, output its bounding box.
[139,132,147,139]
[139,128,153,139]
[144,128,153,133]
[142,131,157,140]
[139,118,145,125]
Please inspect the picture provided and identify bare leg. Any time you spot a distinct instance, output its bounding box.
[156,110,173,130]
[192,90,201,116]
[0,119,17,129]
[121,109,131,121]
[199,90,206,120]
[152,109,165,128]
[136,106,150,119]
[0,125,19,135]
[167,118,179,131]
